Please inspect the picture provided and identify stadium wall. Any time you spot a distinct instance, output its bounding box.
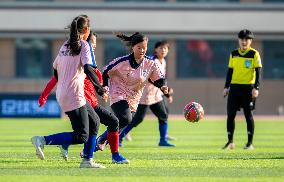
[0,2,283,115]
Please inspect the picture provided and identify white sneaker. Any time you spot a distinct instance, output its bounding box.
[58,145,68,161]
[166,135,177,141]
[80,158,106,168]
[125,133,132,141]
[244,143,254,150]
[31,136,45,160]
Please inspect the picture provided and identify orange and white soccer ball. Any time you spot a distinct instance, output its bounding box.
[183,101,204,122]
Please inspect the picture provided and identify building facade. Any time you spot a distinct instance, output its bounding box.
[0,0,283,114]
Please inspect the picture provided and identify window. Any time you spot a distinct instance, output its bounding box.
[263,41,284,79]
[16,39,52,78]
[176,39,237,78]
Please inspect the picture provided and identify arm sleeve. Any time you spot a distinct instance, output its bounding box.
[148,78,170,97]
[88,41,97,68]
[102,71,109,87]
[94,68,103,85]
[254,68,261,90]
[152,78,166,88]
[84,65,105,96]
[54,69,58,80]
[224,68,233,88]
[38,76,58,107]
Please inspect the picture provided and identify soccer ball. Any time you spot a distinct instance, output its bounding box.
[183,101,204,122]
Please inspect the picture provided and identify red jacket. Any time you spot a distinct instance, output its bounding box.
[38,68,103,108]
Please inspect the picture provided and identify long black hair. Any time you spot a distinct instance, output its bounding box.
[113,32,148,50]
[66,15,90,55]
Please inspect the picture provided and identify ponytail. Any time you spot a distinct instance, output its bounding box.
[113,32,147,48]
[67,15,90,56]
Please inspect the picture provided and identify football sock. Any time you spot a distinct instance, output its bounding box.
[107,131,119,154]
[83,134,97,159]
[98,130,108,142]
[159,122,168,143]
[227,118,235,143]
[244,109,254,144]
[44,132,73,145]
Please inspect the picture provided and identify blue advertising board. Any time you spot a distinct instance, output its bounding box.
[0,94,61,118]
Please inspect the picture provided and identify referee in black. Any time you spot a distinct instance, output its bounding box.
[223,29,262,150]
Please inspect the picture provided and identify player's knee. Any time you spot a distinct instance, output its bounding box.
[73,133,89,144]
[108,119,119,132]
[158,113,168,122]
[119,116,131,129]
[159,120,167,124]
[131,116,143,127]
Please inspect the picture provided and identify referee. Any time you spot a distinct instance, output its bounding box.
[223,29,262,150]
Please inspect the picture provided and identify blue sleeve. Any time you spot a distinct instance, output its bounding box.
[88,41,97,68]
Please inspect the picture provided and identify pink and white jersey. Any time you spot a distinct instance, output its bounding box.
[139,57,166,105]
[103,54,165,112]
[53,40,93,112]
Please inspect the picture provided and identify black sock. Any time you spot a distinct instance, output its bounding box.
[247,132,253,145]
[227,117,235,143]
[244,109,254,144]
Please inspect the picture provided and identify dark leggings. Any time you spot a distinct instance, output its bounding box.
[131,100,168,128]
[93,105,119,132]
[111,100,133,129]
[65,102,100,144]
[227,85,254,143]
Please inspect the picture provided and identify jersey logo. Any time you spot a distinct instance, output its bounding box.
[244,60,252,68]
[142,70,148,78]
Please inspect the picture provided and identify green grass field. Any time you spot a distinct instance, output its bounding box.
[0,118,283,182]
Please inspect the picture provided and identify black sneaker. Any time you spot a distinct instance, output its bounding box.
[222,142,235,150]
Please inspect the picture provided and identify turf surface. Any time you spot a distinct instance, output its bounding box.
[0,118,283,182]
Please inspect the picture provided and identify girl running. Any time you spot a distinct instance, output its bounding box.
[31,15,106,168]
[119,40,175,147]
[38,31,129,164]
[95,32,169,150]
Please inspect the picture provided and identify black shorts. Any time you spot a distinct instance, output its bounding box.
[65,101,100,144]
[228,84,255,112]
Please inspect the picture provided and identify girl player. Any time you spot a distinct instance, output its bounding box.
[38,31,129,164]
[119,40,175,147]
[95,32,169,151]
[31,15,106,168]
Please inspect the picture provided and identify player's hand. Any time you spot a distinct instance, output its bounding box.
[101,86,109,103]
[252,88,259,99]
[102,93,108,103]
[223,88,229,98]
[103,86,109,94]
[160,86,169,95]
[168,87,174,95]
[38,96,47,107]
[167,95,173,104]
